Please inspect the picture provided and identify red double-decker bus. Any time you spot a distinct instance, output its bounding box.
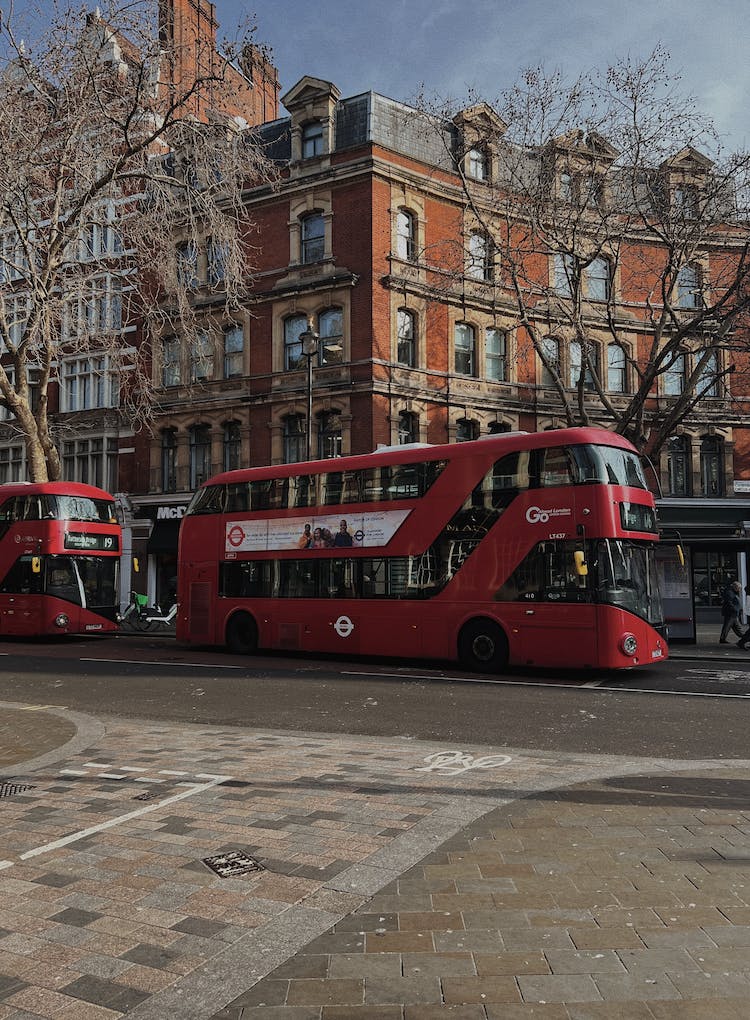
[0,481,121,637]
[176,428,667,670]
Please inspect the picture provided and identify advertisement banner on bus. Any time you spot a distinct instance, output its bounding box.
[224,508,411,555]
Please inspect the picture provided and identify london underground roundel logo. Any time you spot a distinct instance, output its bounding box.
[227,524,246,547]
[334,615,354,638]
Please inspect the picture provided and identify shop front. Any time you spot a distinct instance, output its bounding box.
[657,498,750,642]
[130,498,189,611]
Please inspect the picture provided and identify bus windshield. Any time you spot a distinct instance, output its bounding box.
[593,539,664,626]
[53,495,116,523]
[571,445,648,489]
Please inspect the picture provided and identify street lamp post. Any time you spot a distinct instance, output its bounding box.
[300,320,319,461]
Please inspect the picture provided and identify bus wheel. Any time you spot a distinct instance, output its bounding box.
[458,619,508,672]
[226,613,258,655]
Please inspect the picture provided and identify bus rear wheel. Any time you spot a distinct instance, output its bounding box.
[226,612,258,655]
[458,619,508,672]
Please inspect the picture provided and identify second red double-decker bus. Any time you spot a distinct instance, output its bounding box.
[0,481,121,637]
[176,427,667,670]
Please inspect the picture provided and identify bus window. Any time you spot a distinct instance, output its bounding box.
[570,445,648,489]
[496,541,591,603]
[321,472,343,505]
[46,557,82,605]
[536,447,577,488]
[289,475,317,508]
[0,556,44,595]
[250,478,288,510]
[54,495,116,523]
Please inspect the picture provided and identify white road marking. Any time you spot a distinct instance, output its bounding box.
[81,657,246,670]
[16,774,230,863]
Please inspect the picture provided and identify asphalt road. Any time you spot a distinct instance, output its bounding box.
[1,633,749,760]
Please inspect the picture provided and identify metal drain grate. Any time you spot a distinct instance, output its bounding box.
[133,790,160,801]
[202,850,264,878]
[0,782,35,799]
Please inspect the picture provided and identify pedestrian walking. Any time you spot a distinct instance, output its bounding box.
[719,580,744,643]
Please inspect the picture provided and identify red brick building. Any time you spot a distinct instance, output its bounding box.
[134,75,750,634]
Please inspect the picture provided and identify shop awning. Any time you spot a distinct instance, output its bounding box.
[146,520,181,554]
[657,499,750,542]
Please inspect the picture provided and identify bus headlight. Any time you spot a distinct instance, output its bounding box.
[54,613,69,629]
[620,633,638,656]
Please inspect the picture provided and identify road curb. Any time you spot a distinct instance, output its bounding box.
[0,701,105,778]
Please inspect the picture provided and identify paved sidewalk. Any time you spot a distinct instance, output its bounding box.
[0,635,749,1019]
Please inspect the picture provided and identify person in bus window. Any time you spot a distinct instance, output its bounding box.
[719,580,744,643]
[297,523,312,549]
[333,519,354,547]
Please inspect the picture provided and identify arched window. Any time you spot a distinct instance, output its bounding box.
[488,421,511,434]
[454,322,476,376]
[161,429,177,493]
[283,414,305,464]
[319,307,344,366]
[677,263,702,309]
[700,436,724,496]
[396,209,416,261]
[666,435,691,497]
[301,212,324,264]
[301,121,324,158]
[223,421,241,473]
[189,424,211,489]
[456,418,478,443]
[467,232,491,281]
[607,344,626,393]
[569,341,596,389]
[317,411,342,459]
[284,314,308,370]
[398,411,418,445]
[539,336,559,386]
[397,309,416,367]
[485,328,507,382]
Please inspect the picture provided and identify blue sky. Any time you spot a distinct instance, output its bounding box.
[215,0,747,151]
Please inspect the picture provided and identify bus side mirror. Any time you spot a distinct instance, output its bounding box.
[133,557,140,573]
[573,550,588,576]
[31,557,41,574]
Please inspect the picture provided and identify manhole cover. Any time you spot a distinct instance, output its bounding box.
[0,782,35,799]
[133,791,160,801]
[202,851,264,878]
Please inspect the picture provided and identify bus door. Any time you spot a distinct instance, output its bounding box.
[501,541,598,668]
[516,600,598,668]
[0,555,46,636]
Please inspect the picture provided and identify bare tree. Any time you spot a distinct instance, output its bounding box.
[0,0,277,480]
[414,48,750,458]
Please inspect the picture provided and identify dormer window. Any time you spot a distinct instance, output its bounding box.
[301,121,324,158]
[467,148,487,181]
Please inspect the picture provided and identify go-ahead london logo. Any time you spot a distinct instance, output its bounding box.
[525,505,573,524]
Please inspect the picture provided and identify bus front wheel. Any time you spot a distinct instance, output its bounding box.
[226,613,258,655]
[458,619,508,672]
